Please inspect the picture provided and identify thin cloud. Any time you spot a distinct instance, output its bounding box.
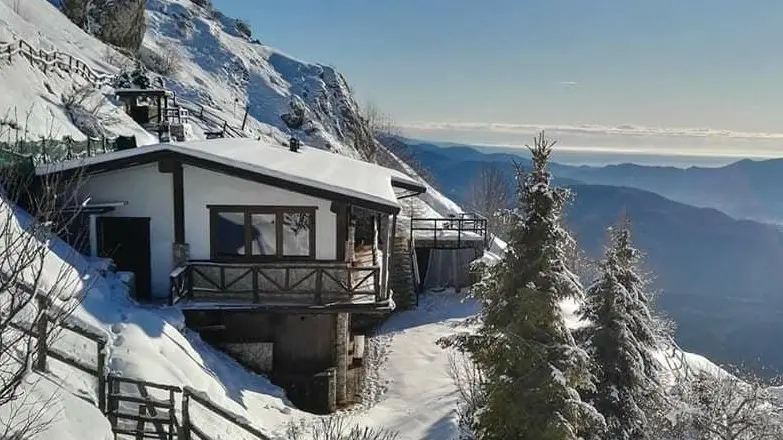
[559,81,579,86]
[398,121,783,141]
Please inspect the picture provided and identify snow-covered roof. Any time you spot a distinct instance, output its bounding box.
[35,138,426,213]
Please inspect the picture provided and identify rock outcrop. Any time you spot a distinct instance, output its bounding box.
[61,0,146,52]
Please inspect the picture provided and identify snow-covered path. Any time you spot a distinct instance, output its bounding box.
[353,290,479,440]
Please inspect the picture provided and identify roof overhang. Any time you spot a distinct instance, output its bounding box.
[391,176,426,200]
[37,149,404,215]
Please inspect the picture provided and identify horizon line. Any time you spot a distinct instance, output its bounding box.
[398,121,783,141]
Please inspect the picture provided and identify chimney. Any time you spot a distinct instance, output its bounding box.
[289,137,300,152]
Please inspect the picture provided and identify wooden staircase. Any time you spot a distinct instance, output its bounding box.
[389,217,417,310]
[107,375,181,440]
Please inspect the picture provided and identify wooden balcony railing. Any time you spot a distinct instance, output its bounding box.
[410,212,489,249]
[170,261,384,307]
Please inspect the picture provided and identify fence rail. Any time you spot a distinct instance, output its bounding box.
[170,260,383,306]
[0,40,114,87]
[183,387,271,440]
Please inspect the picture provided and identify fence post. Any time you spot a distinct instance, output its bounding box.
[86,138,92,157]
[181,391,192,440]
[7,45,11,62]
[241,106,249,130]
[97,341,107,413]
[108,376,119,430]
[168,389,176,440]
[34,296,48,372]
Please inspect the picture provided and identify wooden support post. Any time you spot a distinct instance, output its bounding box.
[108,376,120,432]
[380,215,392,301]
[334,313,349,406]
[241,106,249,130]
[97,341,107,413]
[251,267,259,303]
[168,389,176,440]
[181,392,191,440]
[315,269,324,305]
[34,296,48,372]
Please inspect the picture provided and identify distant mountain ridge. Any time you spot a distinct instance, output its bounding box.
[401,138,783,223]
[400,138,783,374]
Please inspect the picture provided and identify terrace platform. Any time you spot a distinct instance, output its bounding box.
[169,260,391,314]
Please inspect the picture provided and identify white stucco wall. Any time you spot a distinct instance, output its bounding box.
[77,163,174,298]
[182,165,337,261]
[75,162,339,299]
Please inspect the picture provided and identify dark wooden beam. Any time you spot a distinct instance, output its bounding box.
[172,162,185,244]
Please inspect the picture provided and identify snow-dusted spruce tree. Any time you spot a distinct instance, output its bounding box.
[442,132,605,440]
[576,217,663,440]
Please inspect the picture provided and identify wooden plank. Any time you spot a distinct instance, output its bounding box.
[106,393,172,408]
[184,387,271,440]
[108,410,171,424]
[108,375,182,392]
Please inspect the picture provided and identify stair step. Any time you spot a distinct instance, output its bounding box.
[110,409,174,424]
[112,427,177,439]
[108,393,173,408]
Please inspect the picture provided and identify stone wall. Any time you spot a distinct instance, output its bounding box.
[221,342,274,373]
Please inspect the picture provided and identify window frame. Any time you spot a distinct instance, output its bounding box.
[208,205,317,262]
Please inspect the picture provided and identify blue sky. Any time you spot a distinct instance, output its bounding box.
[213,1,783,158]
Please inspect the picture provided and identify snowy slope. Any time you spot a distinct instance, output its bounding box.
[0,0,157,144]
[142,0,373,157]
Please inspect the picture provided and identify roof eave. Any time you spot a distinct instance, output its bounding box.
[36,148,402,214]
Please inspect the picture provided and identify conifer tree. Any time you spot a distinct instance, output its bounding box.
[445,132,605,440]
[576,217,662,440]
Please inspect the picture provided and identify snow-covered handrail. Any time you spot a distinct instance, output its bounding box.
[183,386,272,440]
[1,39,250,138]
[0,39,115,88]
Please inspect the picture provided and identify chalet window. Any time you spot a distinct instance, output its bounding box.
[209,206,316,260]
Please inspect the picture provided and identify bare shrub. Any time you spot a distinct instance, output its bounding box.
[0,120,88,436]
[464,162,513,240]
[660,369,783,440]
[60,84,116,138]
[445,349,485,439]
[139,44,182,77]
[101,46,134,70]
[285,416,399,440]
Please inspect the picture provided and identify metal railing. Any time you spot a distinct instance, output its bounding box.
[410,212,489,249]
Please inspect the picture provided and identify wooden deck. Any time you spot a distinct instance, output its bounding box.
[170,260,388,312]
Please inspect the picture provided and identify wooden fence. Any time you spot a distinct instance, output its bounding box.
[9,296,109,411]
[0,39,249,141]
[0,40,114,87]
[12,292,271,438]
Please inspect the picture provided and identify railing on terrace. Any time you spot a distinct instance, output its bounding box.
[170,260,384,307]
[0,136,121,165]
[410,212,489,249]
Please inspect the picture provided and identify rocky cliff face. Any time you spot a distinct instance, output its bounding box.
[61,0,147,52]
[143,0,376,158]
